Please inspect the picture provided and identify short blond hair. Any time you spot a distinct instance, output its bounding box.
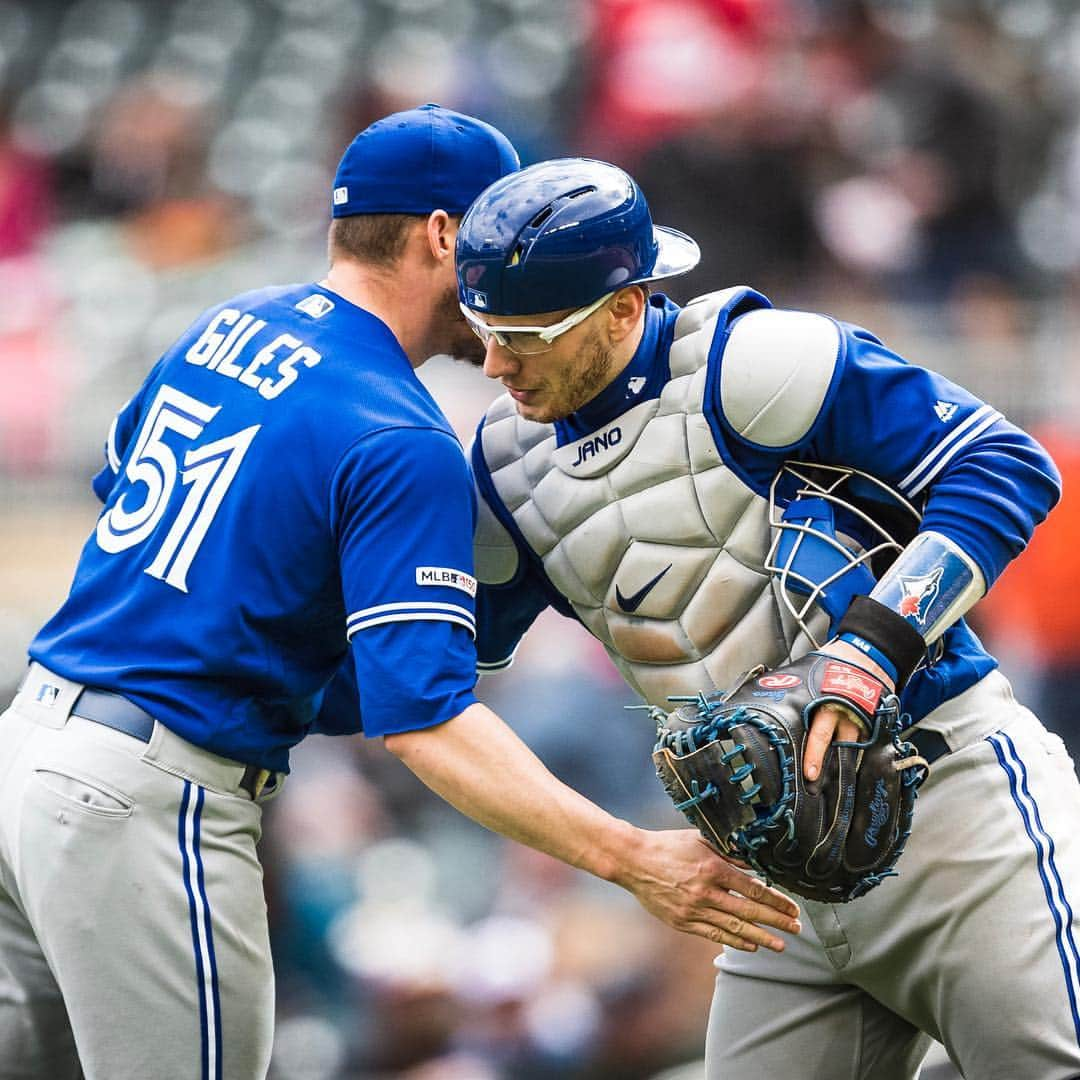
[327,214,419,267]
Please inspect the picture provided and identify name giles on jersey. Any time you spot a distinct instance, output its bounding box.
[185,309,322,399]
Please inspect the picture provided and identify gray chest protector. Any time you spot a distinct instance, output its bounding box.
[475,288,843,707]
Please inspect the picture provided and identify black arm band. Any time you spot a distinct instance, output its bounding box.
[836,595,927,691]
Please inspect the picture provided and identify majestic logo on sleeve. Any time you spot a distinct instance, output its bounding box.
[615,563,673,613]
[898,566,944,624]
[933,400,958,423]
[416,567,477,597]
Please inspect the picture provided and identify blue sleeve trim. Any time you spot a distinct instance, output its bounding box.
[477,653,516,673]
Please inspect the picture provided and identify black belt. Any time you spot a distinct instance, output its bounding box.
[71,687,272,799]
[906,727,951,766]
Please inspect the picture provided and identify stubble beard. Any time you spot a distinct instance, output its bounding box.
[524,328,616,424]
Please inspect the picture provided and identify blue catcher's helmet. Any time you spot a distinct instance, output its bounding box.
[456,158,700,316]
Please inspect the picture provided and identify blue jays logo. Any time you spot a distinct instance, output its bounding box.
[898,566,943,624]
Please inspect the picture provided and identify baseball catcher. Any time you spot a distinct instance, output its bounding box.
[653,651,929,903]
[461,158,1080,1078]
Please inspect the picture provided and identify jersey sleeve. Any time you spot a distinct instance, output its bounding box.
[804,325,1060,588]
[330,426,479,736]
[713,314,1060,590]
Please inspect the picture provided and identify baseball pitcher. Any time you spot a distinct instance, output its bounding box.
[0,114,801,1080]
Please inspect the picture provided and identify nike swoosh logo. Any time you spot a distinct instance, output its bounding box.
[616,564,673,613]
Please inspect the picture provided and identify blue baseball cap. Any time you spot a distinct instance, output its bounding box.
[331,103,519,218]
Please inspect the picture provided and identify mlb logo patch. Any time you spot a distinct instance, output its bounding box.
[465,289,488,309]
[332,186,349,206]
[295,294,335,319]
[416,566,478,597]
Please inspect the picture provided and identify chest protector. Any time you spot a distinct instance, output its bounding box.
[476,288,839,707]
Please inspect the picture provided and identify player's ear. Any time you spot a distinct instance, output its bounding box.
[424,210,455,263]
[607,285,647,344]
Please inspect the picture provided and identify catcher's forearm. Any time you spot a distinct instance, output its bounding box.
[868,530,985,643]
[836,531,985,689]
[383,702,635,883]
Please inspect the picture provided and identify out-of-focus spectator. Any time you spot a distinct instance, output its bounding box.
[577,0,793,167]
[0,106,53,257]
[807,5,1046,303]
[87,74,248,268]
[0,256,67,470]
[633,43,819,299]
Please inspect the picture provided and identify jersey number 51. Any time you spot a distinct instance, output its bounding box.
[96,385,260,593]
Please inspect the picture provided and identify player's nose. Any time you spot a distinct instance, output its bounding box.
[482,339,518,380]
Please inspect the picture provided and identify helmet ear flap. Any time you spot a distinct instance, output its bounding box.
[765,463,923,647]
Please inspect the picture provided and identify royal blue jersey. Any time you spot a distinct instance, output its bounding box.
[31,283,479,772]
[473,292,1060,723]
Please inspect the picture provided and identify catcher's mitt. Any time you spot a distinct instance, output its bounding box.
[652,653,929,903]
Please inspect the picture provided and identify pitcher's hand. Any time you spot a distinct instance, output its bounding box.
[617,829,801,951]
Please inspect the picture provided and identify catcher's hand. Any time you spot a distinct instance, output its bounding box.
[652,653,929,904]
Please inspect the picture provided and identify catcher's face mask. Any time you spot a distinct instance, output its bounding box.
[765,462,923,648]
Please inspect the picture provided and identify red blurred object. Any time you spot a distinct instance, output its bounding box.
[977,426,1080,667]
[0,138,52,258]
[577,0,792,165]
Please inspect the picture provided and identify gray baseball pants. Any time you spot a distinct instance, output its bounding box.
[707,669,1080,1080]
[0,664,280,1080]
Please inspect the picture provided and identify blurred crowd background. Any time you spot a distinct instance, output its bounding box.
[2,0,1079,1076]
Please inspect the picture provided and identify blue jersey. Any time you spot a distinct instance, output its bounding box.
[31,284,479,772]
[473,292,1060,723]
